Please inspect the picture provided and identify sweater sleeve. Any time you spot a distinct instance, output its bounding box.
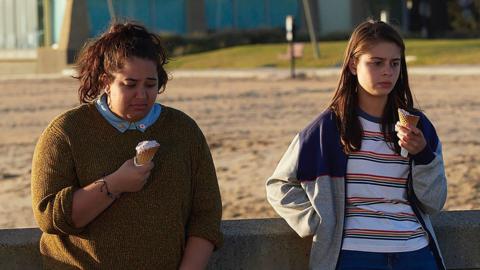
[31,122,83,235]
[265,134,320,237]
[186,127,223,249]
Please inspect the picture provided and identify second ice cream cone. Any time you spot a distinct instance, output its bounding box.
[134,140,160,166]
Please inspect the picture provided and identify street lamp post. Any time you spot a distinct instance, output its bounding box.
[286,15,295,79]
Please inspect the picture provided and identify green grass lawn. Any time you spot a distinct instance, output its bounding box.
[166,39,480,69]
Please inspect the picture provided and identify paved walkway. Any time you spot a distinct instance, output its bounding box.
[1,65,480,81]
[171,65,480,79]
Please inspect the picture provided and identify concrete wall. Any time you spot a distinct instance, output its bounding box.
[0,50,37,74]
[1,211,479,269]
[36,0,90,73]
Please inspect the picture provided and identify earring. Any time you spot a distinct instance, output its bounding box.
[106,95,111,109]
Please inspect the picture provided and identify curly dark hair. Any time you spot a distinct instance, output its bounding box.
[74,21,169,103]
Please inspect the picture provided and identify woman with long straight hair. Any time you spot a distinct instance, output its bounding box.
[266,20,447,270]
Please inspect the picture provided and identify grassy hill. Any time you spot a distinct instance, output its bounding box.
[166,39,480,69]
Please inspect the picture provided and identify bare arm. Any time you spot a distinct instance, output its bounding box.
[71,158,153,228]
[179,236,214,270]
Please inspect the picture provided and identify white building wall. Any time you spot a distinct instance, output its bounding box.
[0,0,38,49]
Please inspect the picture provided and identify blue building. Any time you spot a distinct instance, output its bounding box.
[1,0,412,73]
[2,0,411,50]
[44,0,302,45]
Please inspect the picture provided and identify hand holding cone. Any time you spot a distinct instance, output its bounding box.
[398,109,420,157]
[134,140,160,166]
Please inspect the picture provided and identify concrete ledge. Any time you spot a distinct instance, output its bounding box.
[430,211,480,269]
[0,49,37,59]
[1,211,479,269]
[208,218,312,269]
[0,60,37,75]
[0,228,42,270]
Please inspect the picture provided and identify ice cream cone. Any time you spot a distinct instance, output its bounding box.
[134,140,160,166]
[398,108,420,128]
[398,109,420,157]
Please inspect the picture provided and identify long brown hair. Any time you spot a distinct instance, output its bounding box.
[74,21,169,103]
[329,20,415,154]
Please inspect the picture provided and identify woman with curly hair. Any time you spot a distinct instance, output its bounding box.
[31,21,222,269]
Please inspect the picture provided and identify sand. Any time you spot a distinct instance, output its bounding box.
[1,74,479,228]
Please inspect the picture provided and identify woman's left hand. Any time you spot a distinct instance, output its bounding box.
[395,121,427,155]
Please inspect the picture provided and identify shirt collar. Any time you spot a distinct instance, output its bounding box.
[95,93,161,133]
[356,107,382,123]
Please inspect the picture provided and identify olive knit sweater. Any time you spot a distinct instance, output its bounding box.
[31,103,223,269]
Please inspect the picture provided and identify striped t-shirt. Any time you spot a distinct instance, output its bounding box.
[341,110,429,253]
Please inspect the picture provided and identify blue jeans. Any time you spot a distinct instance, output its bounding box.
[336,246,439,270]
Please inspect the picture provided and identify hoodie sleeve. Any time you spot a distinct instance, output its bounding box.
[410,115,447,215]
[266,134,320,237]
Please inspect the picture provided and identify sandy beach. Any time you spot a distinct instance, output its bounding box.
[1,74,479,229]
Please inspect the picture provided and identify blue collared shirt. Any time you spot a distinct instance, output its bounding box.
[95,94,161,133]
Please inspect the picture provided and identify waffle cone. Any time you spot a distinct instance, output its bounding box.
[135,146,159,166]
[398,109,420,158]
[398,109,420,127]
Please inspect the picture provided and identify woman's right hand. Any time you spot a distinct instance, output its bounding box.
[107,158,154,194]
